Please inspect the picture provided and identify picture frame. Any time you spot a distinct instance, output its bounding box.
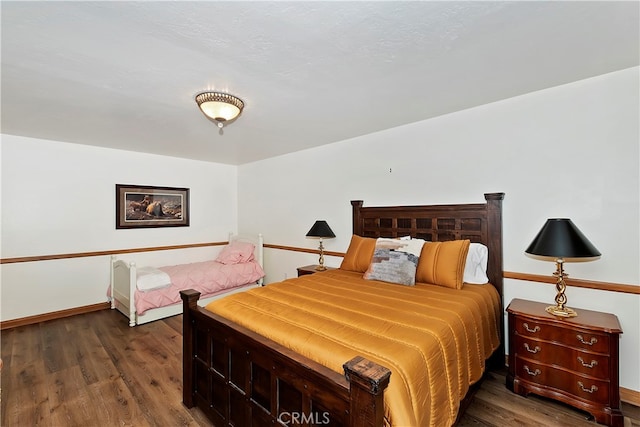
[116,184,190,229]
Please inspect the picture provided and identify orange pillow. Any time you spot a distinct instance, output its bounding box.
[415,239,470,289]
[340,235,376,273]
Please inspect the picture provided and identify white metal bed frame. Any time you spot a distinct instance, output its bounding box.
[109,233,264,327]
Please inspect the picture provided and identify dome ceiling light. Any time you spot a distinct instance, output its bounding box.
[195,91,244,128]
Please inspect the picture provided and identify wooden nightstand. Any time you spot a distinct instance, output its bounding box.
[297,265,337,277]
[506,298,623,427]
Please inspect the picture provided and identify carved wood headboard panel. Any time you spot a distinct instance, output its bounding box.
[351,193,505,298]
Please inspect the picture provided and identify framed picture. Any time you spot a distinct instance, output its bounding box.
[116,184,190,229]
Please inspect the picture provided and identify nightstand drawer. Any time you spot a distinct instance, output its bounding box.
[513,335,610,378]
[513,317,610,354]
[514,357,611,405]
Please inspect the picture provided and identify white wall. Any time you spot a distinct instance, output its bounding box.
[0,135,238,320]
[238,67,640,391]
[1,67,637,392]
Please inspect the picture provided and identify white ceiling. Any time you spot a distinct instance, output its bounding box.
[1,1,638,165]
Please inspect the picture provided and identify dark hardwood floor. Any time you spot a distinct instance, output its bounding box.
[1,309,638,426]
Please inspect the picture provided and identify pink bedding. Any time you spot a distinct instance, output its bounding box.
[135,259,264,314]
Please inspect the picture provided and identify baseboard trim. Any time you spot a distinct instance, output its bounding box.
[0,302,110,330]
[621,387,640,407]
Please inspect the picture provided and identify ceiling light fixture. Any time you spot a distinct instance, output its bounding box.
[195,91,244,128]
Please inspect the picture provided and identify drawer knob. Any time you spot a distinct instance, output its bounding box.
[576,335,598,346]
[523,365,541,377]
[577,357,598,368]
[578,381,598,393]
[524,343,541,354]
[523,323,540,333]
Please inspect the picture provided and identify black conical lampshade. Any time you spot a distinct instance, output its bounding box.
[525,218,600,260]
[306,220,336,238]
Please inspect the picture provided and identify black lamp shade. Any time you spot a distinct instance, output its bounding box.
[306,220,336,238]
[525,218,601,260]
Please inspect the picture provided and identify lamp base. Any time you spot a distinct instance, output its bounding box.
[315,265,327,271]
[545,305,577,318]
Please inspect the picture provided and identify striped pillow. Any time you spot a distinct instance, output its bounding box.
[415,239,470,289]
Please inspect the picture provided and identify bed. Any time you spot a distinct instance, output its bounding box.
[180,193,504,426]
[110,233,265,327]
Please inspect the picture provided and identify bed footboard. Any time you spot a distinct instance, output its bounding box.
[180,290,391,427]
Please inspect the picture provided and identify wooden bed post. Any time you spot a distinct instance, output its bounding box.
[343,356,391,427]
[351,200,364,236]
[484,192,505,368]
[484,192,504,298]
[180,289,201,408]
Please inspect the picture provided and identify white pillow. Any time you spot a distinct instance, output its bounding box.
[136,266,172,292]
[463,243,489,284]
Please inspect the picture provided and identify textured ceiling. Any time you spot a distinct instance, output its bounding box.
[1,1,638,165]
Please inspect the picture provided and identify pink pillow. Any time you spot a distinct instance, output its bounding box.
[215,241,255,264]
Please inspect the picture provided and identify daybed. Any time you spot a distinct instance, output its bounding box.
[110,234,264,327]
[180,194,504,426]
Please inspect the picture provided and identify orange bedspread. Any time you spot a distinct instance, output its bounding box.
[205,269,501,427]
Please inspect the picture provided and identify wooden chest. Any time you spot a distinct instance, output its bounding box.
[506,298,623,427]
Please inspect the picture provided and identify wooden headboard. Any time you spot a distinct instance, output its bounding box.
[351,192,505,298]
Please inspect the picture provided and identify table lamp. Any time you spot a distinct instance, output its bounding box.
[525,218,601,318]
[306,220,336,271]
